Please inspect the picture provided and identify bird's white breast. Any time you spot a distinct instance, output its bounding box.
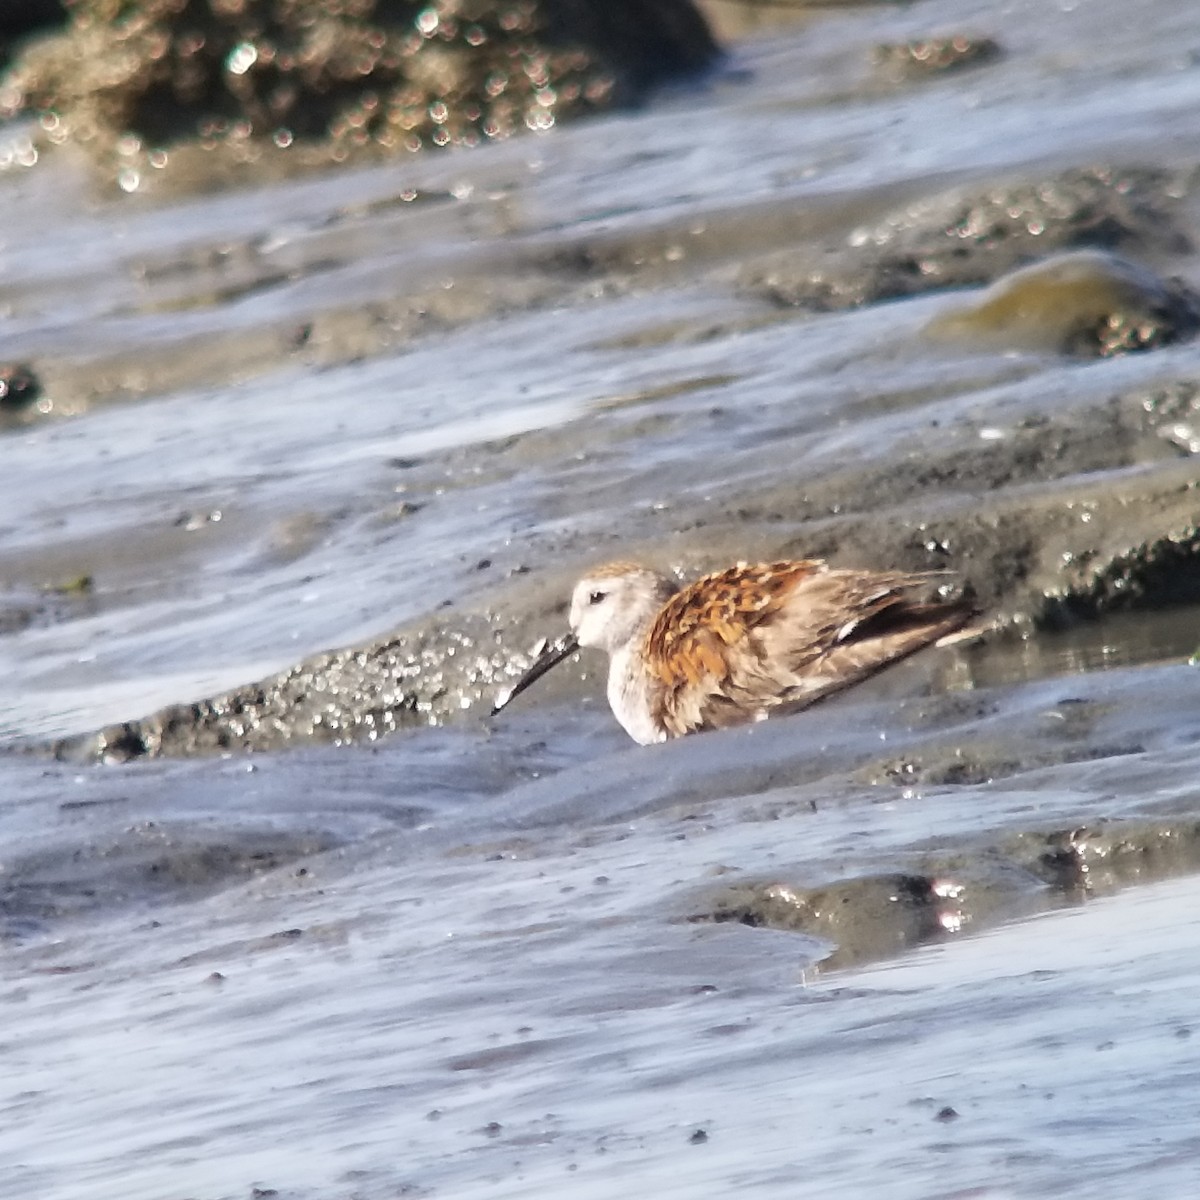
[606,645,668,745]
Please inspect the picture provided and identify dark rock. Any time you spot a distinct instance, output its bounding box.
[0,0,719,189]
[0,0,63,40]
[0,362,42,411]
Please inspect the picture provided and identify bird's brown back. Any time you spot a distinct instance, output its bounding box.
[641,560,973,736]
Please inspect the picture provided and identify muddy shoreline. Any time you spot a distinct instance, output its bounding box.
[56,367,1200,761]
[13,159,1200,761]
[6,1,1200,1190]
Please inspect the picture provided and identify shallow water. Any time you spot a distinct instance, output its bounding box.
[5,0,1200,1194]
[8,696,1200,1198]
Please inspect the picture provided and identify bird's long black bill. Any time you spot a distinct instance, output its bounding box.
[491,633,580,716]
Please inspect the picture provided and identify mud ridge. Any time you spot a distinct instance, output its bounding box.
[696,817,1200,969]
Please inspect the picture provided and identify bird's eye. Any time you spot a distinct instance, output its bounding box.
[588,590,606,606]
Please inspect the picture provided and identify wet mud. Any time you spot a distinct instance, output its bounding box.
[741,165,1196,316]
[699,816,1200,970]
[58,371,1200,761]
[6,163,1193,423]
[6,155,1200,766]
[7,3,1200,1190]
[1,821,335,939]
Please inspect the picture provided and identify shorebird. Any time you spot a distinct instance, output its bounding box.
[492,559,976,744]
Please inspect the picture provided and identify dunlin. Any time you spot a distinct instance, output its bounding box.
[493,559,976,744]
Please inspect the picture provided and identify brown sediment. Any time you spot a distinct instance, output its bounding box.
[871,34,1002,80]
[39,299,1200,761]
[0,575,100,636]
[698,1,819,43]
[699,873,977,969]
[28,319,1200,761]
[856,691,1147,791]
[0,0,719,191]
[695,818,1200,969]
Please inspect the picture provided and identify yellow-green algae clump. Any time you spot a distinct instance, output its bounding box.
[1,0,718,189]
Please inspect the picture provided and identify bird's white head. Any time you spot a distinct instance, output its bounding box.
[568,563,677,656]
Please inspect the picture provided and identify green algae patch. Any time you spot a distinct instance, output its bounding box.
[926,250,1200,357]
[1,0,718,192]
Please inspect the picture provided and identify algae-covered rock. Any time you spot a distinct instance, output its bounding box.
[925,250,1200,357]
[1,0,718,189]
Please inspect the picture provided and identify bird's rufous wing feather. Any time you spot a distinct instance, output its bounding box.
[643,561,824,734]
[643,561,972,736]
